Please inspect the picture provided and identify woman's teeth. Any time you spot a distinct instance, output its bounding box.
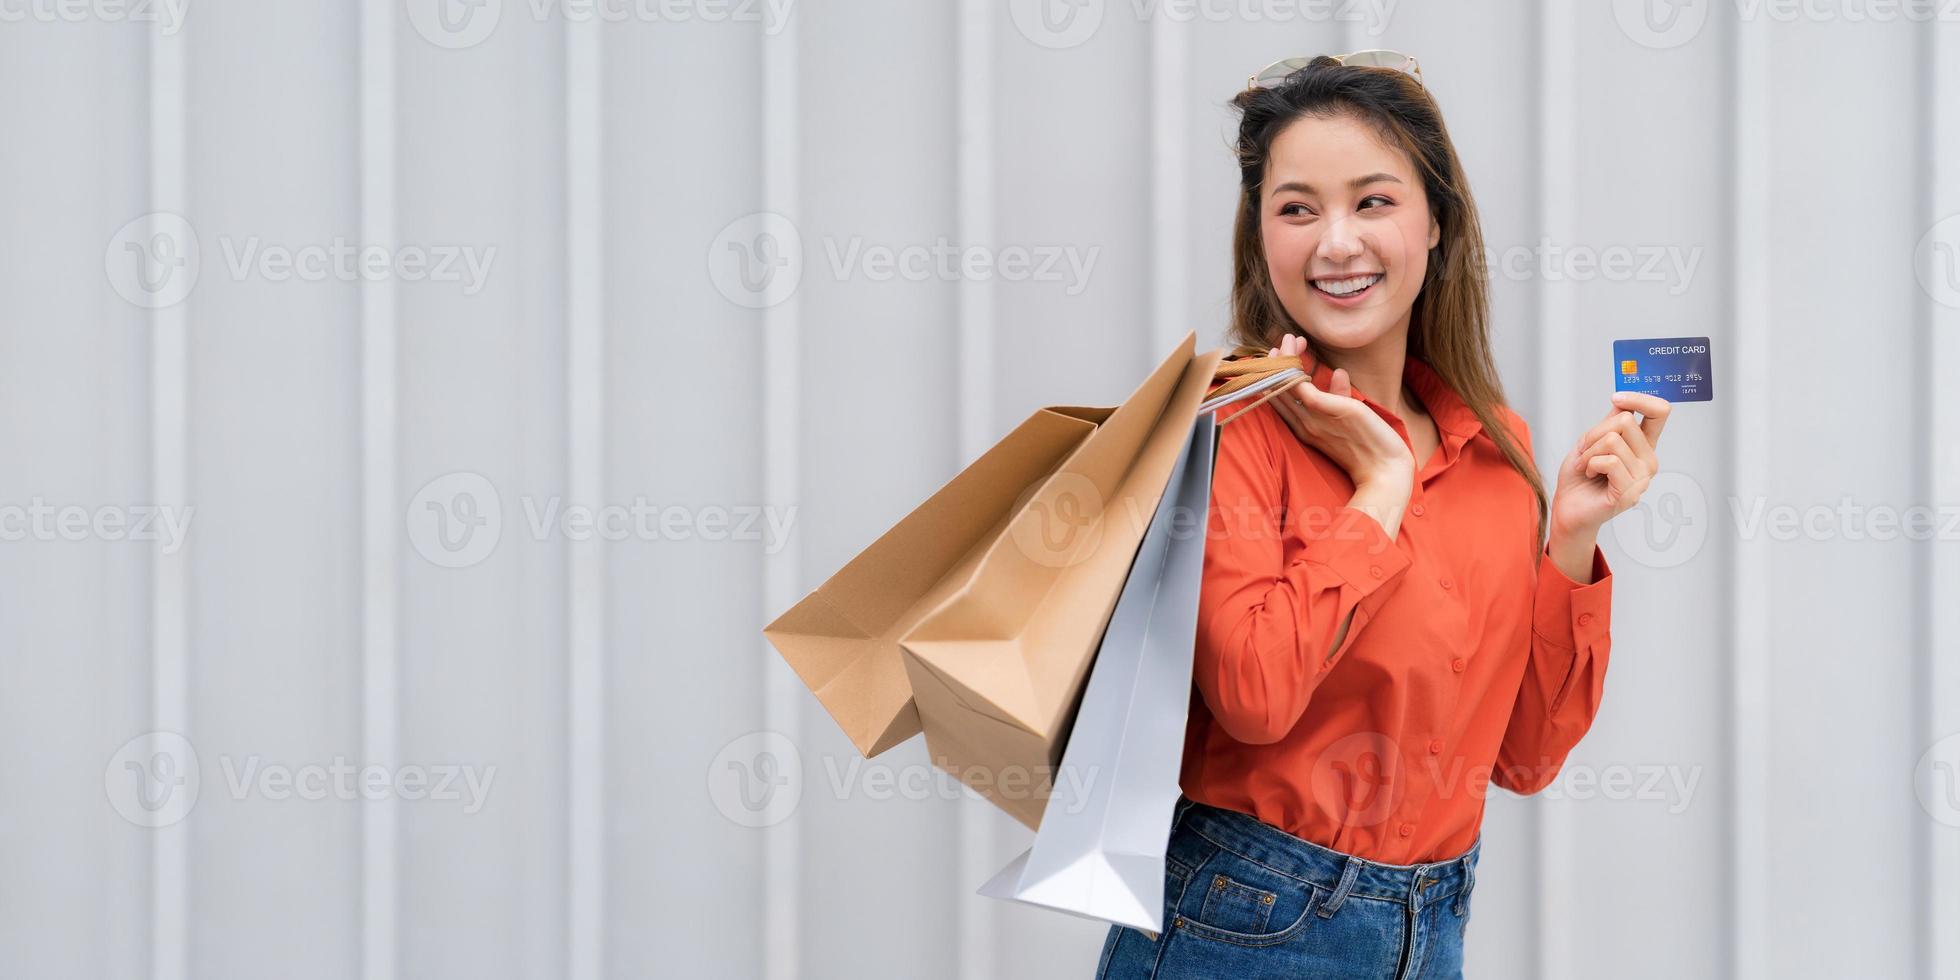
[1311,273,1383,297]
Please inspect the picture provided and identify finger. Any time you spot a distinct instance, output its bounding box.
[1590,430,1649,484]
[1585,452,1635,496]
[1273,390,1316,443]
[1610,390,1672,447]
[1328,367,1352,399]
[1575,410,1638,457]
[1603,411,1656,472]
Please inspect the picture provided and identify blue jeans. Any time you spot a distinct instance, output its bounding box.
[1095,795,1481,979]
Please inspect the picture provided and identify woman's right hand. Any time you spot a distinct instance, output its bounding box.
[1265,334,1417,523]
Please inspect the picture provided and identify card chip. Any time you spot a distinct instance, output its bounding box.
[1620,359,1638,375]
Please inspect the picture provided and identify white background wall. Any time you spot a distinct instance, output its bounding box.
[2,1,1957,978]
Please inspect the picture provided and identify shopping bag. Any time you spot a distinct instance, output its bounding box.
[762,332,1204,759]
[975,366,1302,932]
[899,336,1251,829]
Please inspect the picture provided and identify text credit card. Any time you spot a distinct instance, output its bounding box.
[1613,336,1713,402]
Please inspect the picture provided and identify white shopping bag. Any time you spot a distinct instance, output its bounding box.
[976,397,1233,932]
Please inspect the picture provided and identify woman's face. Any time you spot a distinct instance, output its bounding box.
[1260,112,1441,353]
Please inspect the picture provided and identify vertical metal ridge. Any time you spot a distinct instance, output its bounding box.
[761,10,803,980]
[147,17,189,980]
[565,13,606,980]
[1916,16,1957,980]
[1532,3,1576,977]
[955,2,997,979]
[1727,11,1770,980]
[1151,12,1189,357]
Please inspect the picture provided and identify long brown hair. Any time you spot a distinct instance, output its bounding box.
[1225,56,1547,551]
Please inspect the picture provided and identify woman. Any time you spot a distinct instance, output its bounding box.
[1095,52,1668,978]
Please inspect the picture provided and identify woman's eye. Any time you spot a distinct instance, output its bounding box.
[1279,202,1314,217]
[1359,194,1393,210]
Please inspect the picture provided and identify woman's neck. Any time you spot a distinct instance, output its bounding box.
[1318,332,1422,422]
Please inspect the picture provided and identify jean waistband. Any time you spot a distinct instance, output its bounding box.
[1173,795,1480,910]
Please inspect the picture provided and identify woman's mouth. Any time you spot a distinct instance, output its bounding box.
[1309,272,1384,306]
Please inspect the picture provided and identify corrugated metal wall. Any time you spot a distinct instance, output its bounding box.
[1,1,1955,978]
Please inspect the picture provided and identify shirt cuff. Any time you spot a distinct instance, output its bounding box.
[1531,545,1612,652]
[1299,505,1412,595]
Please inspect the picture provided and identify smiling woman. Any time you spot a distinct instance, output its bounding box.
[1096,52,1669,980]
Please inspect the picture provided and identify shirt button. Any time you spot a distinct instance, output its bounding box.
[1398,823,1414,838]
[1370,564,1384,579]
[1578,612,1595,627]
[1429,738,1443,754]
[1451,658,1466,673]
[1411,503,1425,517]
[1439,577,1453,591]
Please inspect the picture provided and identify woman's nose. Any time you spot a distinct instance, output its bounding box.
[1316,215,1363,262]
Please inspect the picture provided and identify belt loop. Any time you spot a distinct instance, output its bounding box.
[1454,850,1476,916]
[1317,856,1362,919]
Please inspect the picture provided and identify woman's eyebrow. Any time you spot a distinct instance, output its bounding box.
[1271,172,1404,195]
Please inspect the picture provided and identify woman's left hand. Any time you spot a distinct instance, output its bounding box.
[1549,391,1672,541]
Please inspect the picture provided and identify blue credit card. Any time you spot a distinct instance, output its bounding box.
[1613,336,1713,402]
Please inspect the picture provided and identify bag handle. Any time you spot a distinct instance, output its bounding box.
[1204,347,1315,425]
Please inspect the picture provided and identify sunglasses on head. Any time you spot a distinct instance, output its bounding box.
[1247,49,1424,91]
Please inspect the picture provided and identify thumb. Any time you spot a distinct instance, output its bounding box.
[1328,367,1352,399]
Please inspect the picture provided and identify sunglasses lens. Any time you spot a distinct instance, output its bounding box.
[1339,49,1404,69]
[1252,56,1313,89]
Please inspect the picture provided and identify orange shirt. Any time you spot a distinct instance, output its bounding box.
[1179,353,1613,864]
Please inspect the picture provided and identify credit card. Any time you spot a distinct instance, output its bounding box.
[1612,336,1713,402]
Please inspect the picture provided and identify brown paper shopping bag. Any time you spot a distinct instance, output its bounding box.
[762,404,1110,757]
[899,335,1226,829]
[762,333,1214,761]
